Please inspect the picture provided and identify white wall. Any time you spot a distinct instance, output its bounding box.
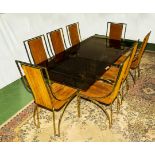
[0,13,155,89]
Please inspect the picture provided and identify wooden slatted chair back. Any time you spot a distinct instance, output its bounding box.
[136,31,151,66]
[106,22,127,41]
[110,54,131,100]
[48,28,66,55]
[123,42,138,80]
[22,64,53,110]
[26,36,48,64]
[66,22,81,46]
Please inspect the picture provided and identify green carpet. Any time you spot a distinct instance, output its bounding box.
[0,79,33,125]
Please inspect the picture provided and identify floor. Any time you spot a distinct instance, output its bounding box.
[0,79,32,125]
[0,36,154,125]
[0,52,155,142]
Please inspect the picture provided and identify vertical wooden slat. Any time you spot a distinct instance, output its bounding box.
[68,23,80,46]
[22,65,53,109]
[109,23,123,41]
[49,29,65,54]
[28,37,48,64]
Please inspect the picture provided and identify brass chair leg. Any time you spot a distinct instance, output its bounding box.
[138,65,140,78]
[121,86,124,102]
[52,108,56,136]
[36,106,40,128]
[77,95,81,118]
[33,104,37,126]
[118,92,123,105]
[91,99,112,128]
[52,95,76,137]
[129,70,135,84]
[57,100,71,137]
[125,78,129,92]
[117,96,120,113]
[110,104,113,127]
[120,85,126,105]
[33,104,40,128]
[134,69,137,81]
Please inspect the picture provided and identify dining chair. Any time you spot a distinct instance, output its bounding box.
[115,31,151,83]
[106,22,127,41]
[100,42,138,102]
[15,60,77,136]
[130,31,151,80]
[77,54,131,128]
[46,28,67,55]
[23,35,50,65]
[66,22,82,46]
[100,42,138,83]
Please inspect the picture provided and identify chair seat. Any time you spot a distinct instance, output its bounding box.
[50,83,77,110]
[100,66,119,82]
[79,80,114,104]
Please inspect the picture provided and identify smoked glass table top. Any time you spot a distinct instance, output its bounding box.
[40,35,133,90]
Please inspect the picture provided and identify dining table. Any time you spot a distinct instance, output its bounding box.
[39,34,133,90]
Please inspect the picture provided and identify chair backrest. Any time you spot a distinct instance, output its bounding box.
[47,28,66,55]
[66,22,81,46]
[123,42,138,80]
[110,54,131,100]
[134,31,151,67]
[23,35,49,65]
[106,22,127,41]
[16,61,53,110]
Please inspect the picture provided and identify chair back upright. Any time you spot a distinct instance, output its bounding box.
[47,28,66,55]
[106,22,127,41]
[134,31,151,67]
[110,54,131,100]
[66,22,81,46]
[123,42,138,80]
[24,36,48,65]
